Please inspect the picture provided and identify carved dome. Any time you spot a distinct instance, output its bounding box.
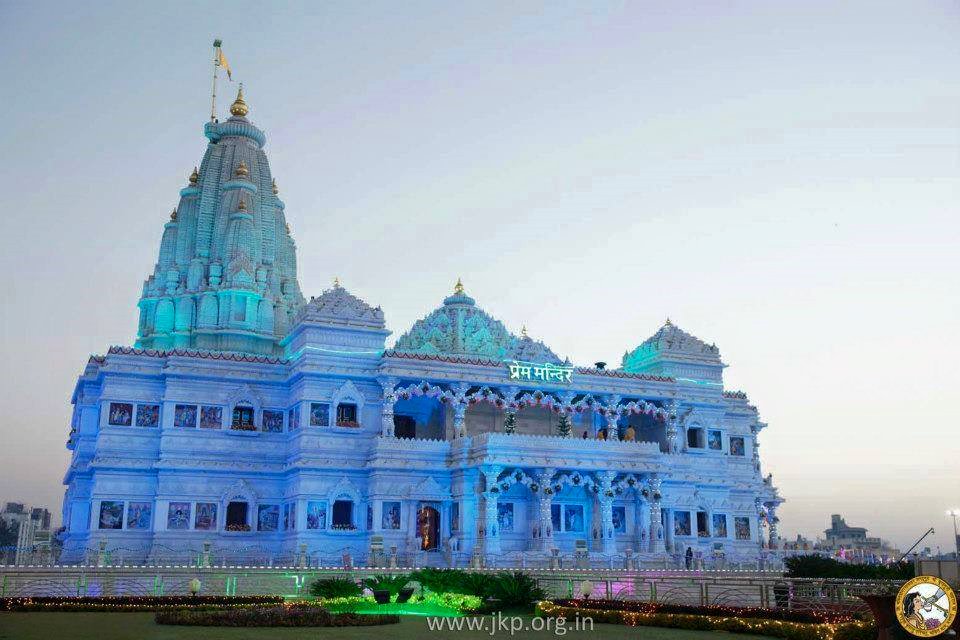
[393,283,562,362]
[293,282,385,329]
[622,319,720,372]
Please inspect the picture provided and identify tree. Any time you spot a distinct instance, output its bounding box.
[556,413,572,437]
[504,411,517,434]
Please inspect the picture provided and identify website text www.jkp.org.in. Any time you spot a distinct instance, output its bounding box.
[425,612,594,636]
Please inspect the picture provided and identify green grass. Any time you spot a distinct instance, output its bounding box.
[0,612,779,640]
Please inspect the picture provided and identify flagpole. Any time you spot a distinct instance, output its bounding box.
[211,39,221,121]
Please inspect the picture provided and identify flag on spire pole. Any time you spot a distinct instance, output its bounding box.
[214,39,232,80]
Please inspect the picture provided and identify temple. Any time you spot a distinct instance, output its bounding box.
[61,88,782,567]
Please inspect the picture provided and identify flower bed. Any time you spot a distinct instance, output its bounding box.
[549,599,861,624]
[319,592,483,616]
[155,603,398,627]
[536,600,876,640]
[0,595,282,612]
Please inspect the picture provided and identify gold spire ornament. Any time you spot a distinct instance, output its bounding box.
[170,208,178,221]
[454,278,464,295]
[272,178,278,195]
[333,277,341,288]
[229,84,248,117]
[189,167,199,185]
[237,198,247,211]
[521,325,528,339]
[234,160,249,179]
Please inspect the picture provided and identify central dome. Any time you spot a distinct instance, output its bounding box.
[393,281,562,363]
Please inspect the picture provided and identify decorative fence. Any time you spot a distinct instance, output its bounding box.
[0,564,889,616]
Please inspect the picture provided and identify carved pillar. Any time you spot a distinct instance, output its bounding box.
[604,395,621,440]
[480,466,503,554]
[766,503,780,548]
[379,378,397,438]
[648,476,664,553]
[453,403,467,439]
[666,400,680,454]
[599,471,617,554]
[453,382,469,439]
[407,499,419,551]
[751,423,762,475]
[636,496,649,552]
[531,468,555,551]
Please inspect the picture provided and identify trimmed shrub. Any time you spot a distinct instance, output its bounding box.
[155,604,399,627]
[784,556,913,580]
[551,599,862,624]
[0,595,282,612]
[308,577,362,599]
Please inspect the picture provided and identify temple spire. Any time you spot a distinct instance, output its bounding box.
[230,84,249,117]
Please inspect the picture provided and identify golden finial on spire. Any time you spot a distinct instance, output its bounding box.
[272,178,278,195]
[237,198,247,211]
[234,160,249,179]
[665,317,672,326]
[521,324,528,339]
[333,276,341,288]
[189,167,199,185]
[285,222,291,234]
[170,208,178,221]
[229,84,248,117]
[454,278,464,295]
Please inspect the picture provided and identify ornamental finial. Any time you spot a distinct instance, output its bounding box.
[237,197,247,211]
[285,222,291,234]
[229,84,249,117]
[170,208,178,221]
[189,167,199,185]
[665,317,672,327]
[272,178,278,194]
[234,160,249,179]
[333,276,341,288]
[454,277,464,295]
[521,325,528,339]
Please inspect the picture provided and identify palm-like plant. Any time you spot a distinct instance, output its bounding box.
[362,573,411,597]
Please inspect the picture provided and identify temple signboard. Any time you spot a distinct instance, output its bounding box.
[506,360,574,384]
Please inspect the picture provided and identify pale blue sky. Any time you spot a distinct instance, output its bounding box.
[1,1,958,552]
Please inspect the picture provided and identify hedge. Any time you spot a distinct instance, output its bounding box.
[0,595,282,612]
[155,604,399,627]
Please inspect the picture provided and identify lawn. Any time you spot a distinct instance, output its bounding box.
[0,612,779,640]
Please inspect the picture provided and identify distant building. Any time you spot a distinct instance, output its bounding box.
[0,503,51,531]
[819,514,899,561]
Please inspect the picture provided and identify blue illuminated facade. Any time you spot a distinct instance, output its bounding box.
[61,89,782,566]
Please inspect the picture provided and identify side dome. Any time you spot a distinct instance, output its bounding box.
[393,280,562,362]
[622,319,723,381]
[292,281,385,329]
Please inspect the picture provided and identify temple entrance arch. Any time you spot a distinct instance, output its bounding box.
[417,504,440,550]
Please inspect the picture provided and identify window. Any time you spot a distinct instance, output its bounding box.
[707,429,722,450]
[563,505,584,533]
[394,415,416,438]
[126,502,152,529]
[200,406,222,429]
[233,296,246,321]
[551,504,562,532]
[108,403,133,426]
[450,502,459,533]
[697,511,710,537]
[258,504,280,532]
[136,404,160,427]
[381,502,401,529]
[332,500,354,529]
[98,501,124,529]
[174,405,198,428]
[713,513,728,538]
[336,403,358,427]
[262,409,283,432]
[288,407,300,430]
[674,511,692,536]
[167,502,191,530]
[226,501,249,531]
[232,406,256,430]
[310,403,329,427]
[306,501,327,529]
[497,503,514,532]
[730,437,745,456]
[687,428,704,448]
[735,516,751,540]
[195,503,217,530]
[612,506,626,533]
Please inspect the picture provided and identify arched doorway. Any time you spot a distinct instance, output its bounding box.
[417,505,440,551]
